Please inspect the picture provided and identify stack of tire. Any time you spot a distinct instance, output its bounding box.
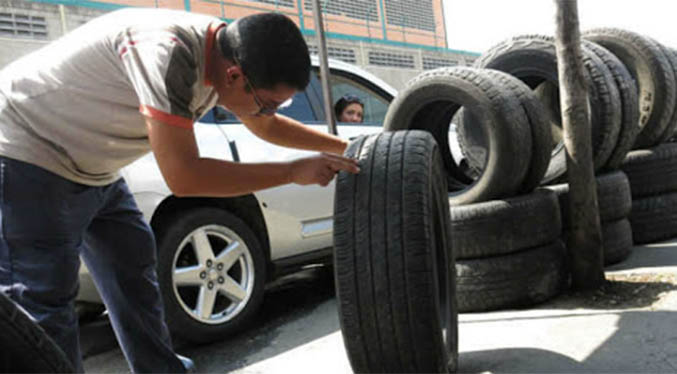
[579,29,677,245]
[546,171,634,266]
[470,33,641,267]
[621,143,677,243]
[383,67,568,313]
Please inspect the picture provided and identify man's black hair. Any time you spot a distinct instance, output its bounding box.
[334,94,364,118]
[218,13,310,91]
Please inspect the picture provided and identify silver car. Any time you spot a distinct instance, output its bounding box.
[77,57,397,343]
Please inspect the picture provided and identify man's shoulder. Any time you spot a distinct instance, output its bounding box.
[105,7,221,29]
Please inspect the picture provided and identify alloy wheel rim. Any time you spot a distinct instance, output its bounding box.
[171,224,255,325]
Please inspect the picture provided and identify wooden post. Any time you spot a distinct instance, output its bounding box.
[553,0,605,290]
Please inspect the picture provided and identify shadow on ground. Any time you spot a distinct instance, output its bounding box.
[83,267,341,372]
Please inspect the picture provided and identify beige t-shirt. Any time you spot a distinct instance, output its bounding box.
[0,8,225,186]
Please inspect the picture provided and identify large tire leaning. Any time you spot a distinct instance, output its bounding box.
[0,292,73,373]
[456,241,568,313]
[155,208,267,343]
[547,170,632,228]
[384,67,532,205]
[629,192,677,244]
[584,28,677,149]
[621,142,677,198]
[450,189,561,260]
[458,69,552,192]
[474,34,622,182]
[583,41,640,169]
[334,131,458,373]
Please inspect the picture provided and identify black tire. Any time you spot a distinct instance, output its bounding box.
[456,241,568,313]
[475,34,622,182]
[562,218,633,267]
[665,47,677,141]
[546,170,632,228]
[582,41,640,170]
[458,69,552,192]
[0,292,73,373]
[654,42,677,143]
[384,67,532,205]
[629,192,677,244]
[450,189,561,260]
[155,208,266,343]
[621,142,677,198]
[602,219,634,266]
[334,130,458,373]
[584,28,677,149]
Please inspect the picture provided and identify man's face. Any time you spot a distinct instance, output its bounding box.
[213,62,296,118]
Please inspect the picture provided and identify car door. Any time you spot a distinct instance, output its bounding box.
[204,78,337,260]
[207,66,392,261]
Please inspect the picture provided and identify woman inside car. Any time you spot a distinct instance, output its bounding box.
[334,94,364,123]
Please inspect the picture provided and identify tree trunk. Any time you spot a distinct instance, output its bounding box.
[554,0,605,290]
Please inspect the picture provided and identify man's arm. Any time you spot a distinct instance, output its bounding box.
[239,112,348,154]
[146,117,359,197]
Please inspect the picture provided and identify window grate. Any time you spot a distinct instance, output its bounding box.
[0,12,47,39]
[303,0,378,22]
[308,45,357,64]
[384,0,435,32]
[422,56,459,70]
[246,0,295,8]
[368,50,415,69]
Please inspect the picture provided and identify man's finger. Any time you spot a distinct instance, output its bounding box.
[322,152,360,166]
[327,157,360,174]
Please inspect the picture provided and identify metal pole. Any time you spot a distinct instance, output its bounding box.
[58,4,68,36]
[311,0,337,135]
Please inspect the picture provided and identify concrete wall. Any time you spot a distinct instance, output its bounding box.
[0,0,106,67]
[362,66,420,90]
[303,37,475,90]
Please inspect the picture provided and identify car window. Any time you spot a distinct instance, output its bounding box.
[314,71,389,126]
[208,91,318,124]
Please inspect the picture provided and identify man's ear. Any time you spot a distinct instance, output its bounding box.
[225,65,242,85]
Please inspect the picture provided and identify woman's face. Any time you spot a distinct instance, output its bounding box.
[339,103,364,123]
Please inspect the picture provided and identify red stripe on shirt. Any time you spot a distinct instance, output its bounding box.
[140,105,194,129]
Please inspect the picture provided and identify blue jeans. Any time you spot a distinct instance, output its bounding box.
[0,157,184,373]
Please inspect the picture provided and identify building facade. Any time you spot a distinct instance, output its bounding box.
[0,0,479,89]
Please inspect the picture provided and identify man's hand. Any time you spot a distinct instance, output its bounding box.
[288,153,360,186]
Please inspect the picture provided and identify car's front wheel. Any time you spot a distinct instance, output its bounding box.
[155,207,266,343]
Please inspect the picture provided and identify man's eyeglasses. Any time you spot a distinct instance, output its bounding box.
[233,55,279,116]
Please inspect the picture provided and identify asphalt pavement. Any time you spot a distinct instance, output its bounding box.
[83,238,677,373]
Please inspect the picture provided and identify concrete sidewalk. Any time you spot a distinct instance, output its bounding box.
[457,238,677,374]
[83,238,677,373]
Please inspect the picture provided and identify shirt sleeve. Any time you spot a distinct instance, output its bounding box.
[118,30,198,129]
